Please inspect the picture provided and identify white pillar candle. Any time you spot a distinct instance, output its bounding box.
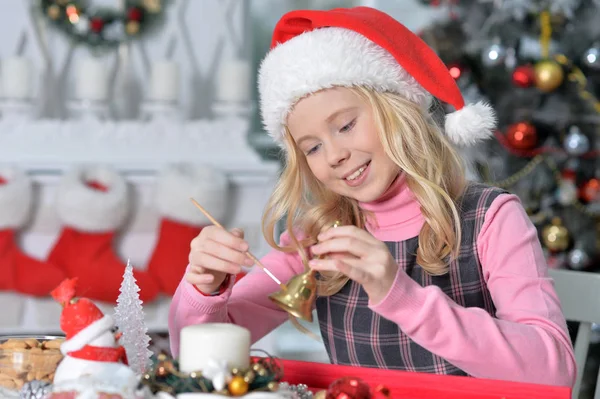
[216,59,251,103]
[1,57,34,100]
[149,60,180,102]
[76,58,108,101]
[179,323,251,373]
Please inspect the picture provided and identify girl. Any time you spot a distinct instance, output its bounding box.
[169,6,576,386]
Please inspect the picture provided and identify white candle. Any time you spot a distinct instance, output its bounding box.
[76,58,108,101]
[216,59,251,103]
[149,60,180,102]
[179,323,251,373]
[1,57,34,100]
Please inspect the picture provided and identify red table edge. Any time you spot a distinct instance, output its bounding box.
[268,358,572,399]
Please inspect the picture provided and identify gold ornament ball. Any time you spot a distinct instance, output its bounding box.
[542,218,570,252]
[126,20,140,35]
[143,0,162,13]
[228,376,249,396]
[267,381,279,391]
[534,60,564,92]
[47,5,61,20]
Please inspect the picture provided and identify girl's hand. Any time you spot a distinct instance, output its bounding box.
[186,227,254,294]
[309,225,398,304]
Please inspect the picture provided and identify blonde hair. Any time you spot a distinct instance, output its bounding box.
[262,86,467,296]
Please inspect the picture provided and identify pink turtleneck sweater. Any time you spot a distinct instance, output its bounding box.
[168,178,576,387]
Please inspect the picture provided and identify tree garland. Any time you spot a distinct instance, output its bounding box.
[39,0,171,49]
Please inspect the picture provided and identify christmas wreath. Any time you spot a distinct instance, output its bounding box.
[39,0,171,49]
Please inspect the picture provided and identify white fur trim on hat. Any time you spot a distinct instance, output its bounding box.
[60,314,114,355]
[258,27,430,145]
[0,166,32,229]
[155,164,229,226]
[56,166,129,232]
[445,102,497,147]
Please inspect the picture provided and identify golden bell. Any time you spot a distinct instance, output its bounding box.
[268,221,340,323]
[269,269,317,323]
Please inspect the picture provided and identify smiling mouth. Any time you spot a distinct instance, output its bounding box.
[345,162,370,181]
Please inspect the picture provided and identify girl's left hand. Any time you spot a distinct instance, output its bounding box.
[309,225,399,304]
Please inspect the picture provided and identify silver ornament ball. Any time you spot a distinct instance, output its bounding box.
[481,42,507,67]
[582,44,600,70]
[567,248,591,270]
[563,126,590,156]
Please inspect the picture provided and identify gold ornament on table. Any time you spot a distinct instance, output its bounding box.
[542,217,570,252]
[534,60,564,92]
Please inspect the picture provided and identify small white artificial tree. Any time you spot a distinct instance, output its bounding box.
[114,259,153,375]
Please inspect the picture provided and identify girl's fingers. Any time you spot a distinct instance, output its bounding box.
[185,272,215,286]
[192,252,243,275]
[208,239,254,266]
[311,236,371,258]
[317,225,376,242]
[309,257,370,284]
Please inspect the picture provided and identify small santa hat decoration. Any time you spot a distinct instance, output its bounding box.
[51,278,114,355]
[258,6,496,148]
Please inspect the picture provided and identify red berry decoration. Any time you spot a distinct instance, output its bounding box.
[506,122,538,150]
[512,65,535,88]
[326,377,372,399]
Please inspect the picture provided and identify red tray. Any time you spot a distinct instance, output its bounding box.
[279,359,571,399]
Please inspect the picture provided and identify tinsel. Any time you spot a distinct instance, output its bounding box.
[19,380,52,399]
[279,382,314,399]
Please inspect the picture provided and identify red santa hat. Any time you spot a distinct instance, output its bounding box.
[258,6,496,148]
[51,278,114,355]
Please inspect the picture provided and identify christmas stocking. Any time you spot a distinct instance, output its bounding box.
[0,167,67,296]
[47,166,160,303]
[147,164,229,295]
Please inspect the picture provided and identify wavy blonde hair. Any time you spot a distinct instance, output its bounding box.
[262,86,467,296]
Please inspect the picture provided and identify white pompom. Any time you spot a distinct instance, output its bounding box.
[445,102,497,147]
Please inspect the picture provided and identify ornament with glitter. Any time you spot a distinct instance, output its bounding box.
[113,260,153,375]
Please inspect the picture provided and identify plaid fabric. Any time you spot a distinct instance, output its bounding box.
[316,183,507,375]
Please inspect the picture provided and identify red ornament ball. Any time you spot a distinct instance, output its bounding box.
[90,17,105,33]
[326,377,372,399]
[128,7,143,21]
[580,178,600,203]
[512,65,535,88]
[506,122,538,150]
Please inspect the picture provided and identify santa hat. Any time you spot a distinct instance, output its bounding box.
[258,6,496,148]
[51,278,114,355]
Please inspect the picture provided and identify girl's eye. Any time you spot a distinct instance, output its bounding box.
[340,118,356,133]
[306,143,321,156]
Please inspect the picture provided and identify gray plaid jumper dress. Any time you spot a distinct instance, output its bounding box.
[315,183,507,375]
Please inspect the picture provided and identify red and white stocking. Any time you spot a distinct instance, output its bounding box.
[47,166,160,303]
[0,167,67,296]
[147,164,229,295]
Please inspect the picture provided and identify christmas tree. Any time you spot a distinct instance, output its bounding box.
[418,0,600,272]
[114,260,153,375]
